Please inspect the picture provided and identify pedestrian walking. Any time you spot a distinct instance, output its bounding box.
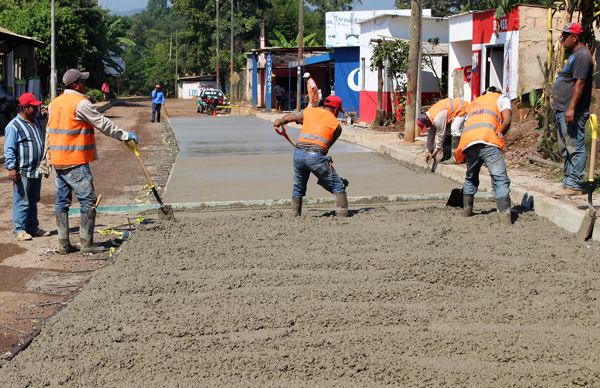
[417,97,469,164]
[455,87,513,225]
[303,72,320,108]
[274,84,285,112]
[552,22,594,197]
[4,92,49,241]
[274,95,348,217]
[47,69,138,254]
[101,81,110,102]
[151,84,165,123]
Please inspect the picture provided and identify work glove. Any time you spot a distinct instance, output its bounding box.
[126,131,139,144]
[37,159,52,178]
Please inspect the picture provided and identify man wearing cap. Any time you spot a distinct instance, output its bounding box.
[552,22,594,197]
[47,69,138,254]
[417,97,469,164]
[454,87,513,225]
[303,72,320,108]
[151,84,165,123]
[274,95,348,217]
[4,93,50,241]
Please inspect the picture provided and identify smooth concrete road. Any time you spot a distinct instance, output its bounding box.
[164,116,458,203]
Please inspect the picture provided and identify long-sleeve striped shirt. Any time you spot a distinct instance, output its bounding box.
[4,114,45,179]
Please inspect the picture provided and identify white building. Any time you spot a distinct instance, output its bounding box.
[358,13,448,123]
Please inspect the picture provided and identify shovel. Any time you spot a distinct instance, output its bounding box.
[577,114,598,241]
[446,187,464,208]
[125,140,175,220]
[275,124,296,147]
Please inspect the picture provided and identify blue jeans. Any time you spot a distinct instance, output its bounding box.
[292,148,346,198]
[463,144,511,199]
[152,103,162,122]
[12,176,41,235]
[556,110,589,191]
[55,164,97,213]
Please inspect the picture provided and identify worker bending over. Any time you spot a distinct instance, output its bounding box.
[274,95,348,217]
[417,97,469,164]
[47,69,138,254]
[455,87,513,225]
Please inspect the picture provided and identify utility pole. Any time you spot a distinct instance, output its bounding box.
[50,0,57,99]
[404,0,422,142]
[296,0,304,111]
[230,0,234,101]
[216,0,220,90]
[175,31,178,98]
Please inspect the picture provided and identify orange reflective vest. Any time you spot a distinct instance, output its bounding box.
[307,78,319,105]
[454,93,505,164]
[47,93,95,166]
[427,98,468,124]
[298,107,339,153]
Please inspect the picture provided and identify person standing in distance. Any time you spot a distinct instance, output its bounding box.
[4,93,50,241]
[552,22,594,197]
[274,95,348,217]
[303,72,319,108]
[47,69,138,254]
[151,84,165,123]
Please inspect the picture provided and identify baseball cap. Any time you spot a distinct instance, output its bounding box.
[323,95,344,113]
[416,114,431,132]
[18,92,42,107]
[303,72,310,78]
[561,22,583,35]
[62,69,89,86]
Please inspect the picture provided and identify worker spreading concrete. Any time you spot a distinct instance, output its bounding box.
[47,69,138,254]
[417,97,469,164]
[274,95,348,217]
[455,86,513,225]
[303,72,320,108]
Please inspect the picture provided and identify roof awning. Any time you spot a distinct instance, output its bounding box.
[288,52,334,68]
[0,27,44,55]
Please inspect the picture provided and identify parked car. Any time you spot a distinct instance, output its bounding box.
[197,89,230,114]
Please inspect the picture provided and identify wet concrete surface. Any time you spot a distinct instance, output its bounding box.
[165,116,458,203]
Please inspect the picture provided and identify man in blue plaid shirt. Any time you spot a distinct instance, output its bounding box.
[4,92,50,241]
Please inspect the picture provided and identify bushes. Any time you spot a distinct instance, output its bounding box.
[85,88,103,103]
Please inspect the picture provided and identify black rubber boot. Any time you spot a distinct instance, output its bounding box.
[335,192,349,217]
[292,198,302,217]
[56,211,77,255]
[463,194,474,217]
[80,208,97,254]
[496,196,512,226]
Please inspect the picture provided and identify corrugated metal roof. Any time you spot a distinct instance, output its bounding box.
[0,26,43,55]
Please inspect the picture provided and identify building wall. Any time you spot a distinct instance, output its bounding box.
[358,15,449,123]
[333,47,360,114]
[448,13,473,100]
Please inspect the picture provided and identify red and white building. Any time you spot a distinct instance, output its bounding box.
[358,12,448,123]
[448,5,577,101]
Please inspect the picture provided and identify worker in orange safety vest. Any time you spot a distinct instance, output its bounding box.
[303,72,320,108]
[417,97,469,164]
[47,69,138,254]
[454,86,513,225]
[274,95,348,217]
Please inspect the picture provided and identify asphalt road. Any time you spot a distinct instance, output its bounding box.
[164,116,457,203]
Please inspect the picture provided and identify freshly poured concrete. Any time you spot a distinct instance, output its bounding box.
[165,116,457,203]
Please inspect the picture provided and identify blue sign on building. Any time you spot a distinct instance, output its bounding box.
[333,47,360,116]
[265,52,273,112]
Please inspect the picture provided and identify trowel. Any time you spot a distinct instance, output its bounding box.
[126,140,175,220]
[577,114,598,241]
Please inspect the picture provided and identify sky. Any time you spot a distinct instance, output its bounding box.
[98,0,398,14]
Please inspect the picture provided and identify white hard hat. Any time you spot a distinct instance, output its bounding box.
[303,72,310,78]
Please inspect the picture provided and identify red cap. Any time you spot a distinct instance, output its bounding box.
[18,92,42,107]
[323,95,344,113]
[562,22,583,35]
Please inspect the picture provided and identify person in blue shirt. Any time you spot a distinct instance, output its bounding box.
[151,84,165,122]
[4,92,50,241]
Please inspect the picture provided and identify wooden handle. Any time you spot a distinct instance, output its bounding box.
[134,153,155,187]
[589,114,598,182]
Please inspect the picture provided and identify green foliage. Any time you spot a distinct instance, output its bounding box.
[268,30,319,47]
[370,39,410,91]
[85,88,103,103]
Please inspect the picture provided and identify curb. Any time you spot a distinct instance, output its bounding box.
[256,112,598,242]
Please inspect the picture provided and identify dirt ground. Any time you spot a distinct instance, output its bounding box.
[1,201,599,386]
[0,99,177,358]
